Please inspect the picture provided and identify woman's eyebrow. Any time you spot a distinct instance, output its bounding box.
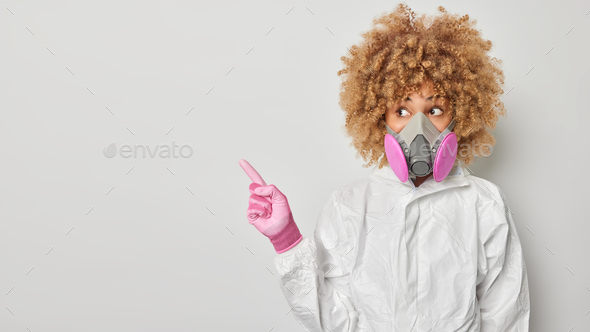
[405,95,435,102]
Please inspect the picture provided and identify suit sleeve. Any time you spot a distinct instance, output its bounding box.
[273,192,363,332]
[476,189,531,332]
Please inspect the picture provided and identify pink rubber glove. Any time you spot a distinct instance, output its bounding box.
[239,159,303,253]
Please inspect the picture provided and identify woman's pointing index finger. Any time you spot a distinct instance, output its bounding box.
[239,159,267,186]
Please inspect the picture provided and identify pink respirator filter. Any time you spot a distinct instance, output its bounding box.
[384,132,458,183]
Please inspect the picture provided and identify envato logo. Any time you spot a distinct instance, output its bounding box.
[414,141,494,158]
[103,141,193,158]
[457,141,493,158]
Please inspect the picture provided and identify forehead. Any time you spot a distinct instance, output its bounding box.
[402,80,434,98]
[394,79,449,105]
[398,93,447,104]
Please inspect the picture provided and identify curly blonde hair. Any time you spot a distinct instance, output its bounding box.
[337,4,506,168]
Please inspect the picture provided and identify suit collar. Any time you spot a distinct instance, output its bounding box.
[370,162,470,201]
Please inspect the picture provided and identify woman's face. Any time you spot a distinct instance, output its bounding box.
[384,80,452,133]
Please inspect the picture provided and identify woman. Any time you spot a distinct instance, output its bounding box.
[240,4,530,331]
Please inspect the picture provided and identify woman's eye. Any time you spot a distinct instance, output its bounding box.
[430,107,444,116]
[396,108,411,117]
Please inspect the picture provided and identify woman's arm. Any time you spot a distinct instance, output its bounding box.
[476,188,531,331]
[274,192,362,332]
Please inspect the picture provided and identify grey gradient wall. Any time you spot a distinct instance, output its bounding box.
[1,0,589,331]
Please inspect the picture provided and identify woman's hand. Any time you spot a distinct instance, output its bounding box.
[239,159,303,253]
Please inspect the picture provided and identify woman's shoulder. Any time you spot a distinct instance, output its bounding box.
[328,174,374,205]
[329,167,406,210]
[334,177,370,196]
[461,167,509,209]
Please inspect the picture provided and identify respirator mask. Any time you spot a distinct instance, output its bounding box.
[383,113,458,183]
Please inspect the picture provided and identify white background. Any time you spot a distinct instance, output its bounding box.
[1,0,589,331]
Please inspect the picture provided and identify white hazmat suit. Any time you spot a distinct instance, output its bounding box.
[274,164,530,331]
